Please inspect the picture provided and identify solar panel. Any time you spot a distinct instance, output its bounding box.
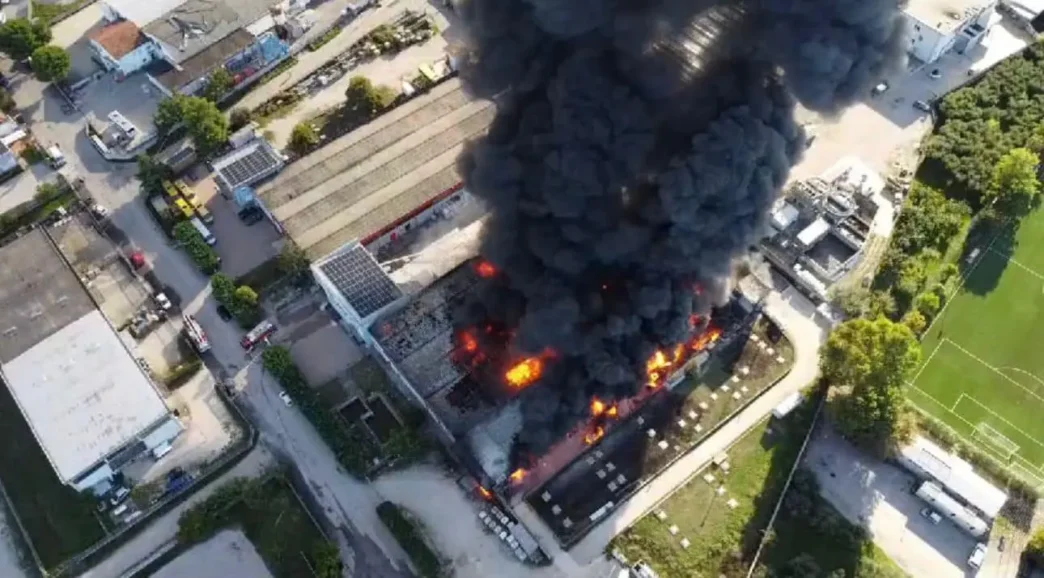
[216,143,282,190]
[320,244,402,318]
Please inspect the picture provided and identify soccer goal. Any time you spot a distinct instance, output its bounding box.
[972,422,1020,461]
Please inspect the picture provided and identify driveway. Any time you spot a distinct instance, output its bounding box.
[806,427,977,578]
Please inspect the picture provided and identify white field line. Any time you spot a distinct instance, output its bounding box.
[944,339,1044,406]
[989,246,1044,281]
[954,389,1044,454]
[922,224,1007,338]
[912,339,945,385]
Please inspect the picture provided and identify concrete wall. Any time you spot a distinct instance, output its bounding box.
[906,15,956,63]
[117,42,160,76]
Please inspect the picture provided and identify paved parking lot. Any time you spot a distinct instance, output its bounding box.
[806,427,977,578]
[152,530,273,578]
[183,167,283,278]
[791,18,1030,183]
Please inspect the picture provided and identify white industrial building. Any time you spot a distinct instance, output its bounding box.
[903,0,997,64]
[0,230,182,492]
[898,435,1008,519]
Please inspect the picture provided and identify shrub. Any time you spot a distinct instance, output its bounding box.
[229,107,252,131]
[162,359,203,389]
[287,122,319,154]
[376,502,442,578]
[211,273,261,328]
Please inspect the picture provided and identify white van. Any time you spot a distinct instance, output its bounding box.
[46,144,65,168]
[189,217,216,246]
[968,542,987,569]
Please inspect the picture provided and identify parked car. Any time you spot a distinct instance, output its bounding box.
[279,390,293,407]
[929,68,941,79]
[919,507,942,524]
[871,81,889,96]
[153,292,172,311]
[968,543,987,569]
[108,486,130,506]
[216,304,232,321]
[913,100,932,112]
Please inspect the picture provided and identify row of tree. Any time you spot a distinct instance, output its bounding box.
[0,18,70,81]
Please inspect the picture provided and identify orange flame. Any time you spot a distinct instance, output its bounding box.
[691,326,723,351]
[509,468,526,484]
[478,485,493,500]
[591,397,606,417]
[646,350,671,375]
[460,330,479,354]
[505,357,544,388]
[475,260,497,278]
[585,426,606,445]
[606,404,619,418]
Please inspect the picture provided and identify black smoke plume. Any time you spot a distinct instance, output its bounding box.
[454,0,905,462]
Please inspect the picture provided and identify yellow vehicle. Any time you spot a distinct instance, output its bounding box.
[174,180,200,206]
[173,198,195,219]
[162,180,180,200]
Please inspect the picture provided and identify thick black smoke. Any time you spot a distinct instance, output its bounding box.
[454,0,905,460]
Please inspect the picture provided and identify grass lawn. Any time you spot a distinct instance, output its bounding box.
[638,319,795,476]
[908,206,1044,482]
[610,411,809,577]
[611,407,905,578]
[31,0,91,25]
[174,477,335,578]
[0,380,106,569]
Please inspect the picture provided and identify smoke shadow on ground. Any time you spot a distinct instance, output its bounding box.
[956,214,1020,298]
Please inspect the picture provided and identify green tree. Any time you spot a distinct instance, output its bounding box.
[822,317,922,456]
[277,242,310,278]
[180,96,229,157]
[136,154,171,195]
[1026,528,1044,562]
[913,291,941,319]
[29,45,69,82]
[200,68,234,103]
[901,309,927,336]
[0,18,51,60]
[154,95,186,135]
[312,541,343,578]
[0,88,16,114]
[211,272,236,304]
[345,76,384,117]
[229,107,252,131]
[33,181,60,202]
[288,121,319,154]
[988,147,1041,214]
[233,285,258,310]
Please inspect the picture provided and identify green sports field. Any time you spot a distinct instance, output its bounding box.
[909,207,1044,485]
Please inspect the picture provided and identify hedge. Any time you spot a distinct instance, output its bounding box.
[162,359,203,389]
[376,502,442,578]
[173,222,220,274]
[261,346,379,476]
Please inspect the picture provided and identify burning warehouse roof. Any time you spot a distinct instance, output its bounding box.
[450,0,905,472]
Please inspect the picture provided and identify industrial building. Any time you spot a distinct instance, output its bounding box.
[903,0,997,64]
[760,161,882,300]
[0,229,182,493]
[312,210,760,548]
[257,77,495,259]
[898,435,1008,520]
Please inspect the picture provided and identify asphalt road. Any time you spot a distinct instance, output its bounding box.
[5,58,417,578]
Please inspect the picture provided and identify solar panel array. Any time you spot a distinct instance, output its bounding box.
[320,244,403,318]
[218,142,281,190]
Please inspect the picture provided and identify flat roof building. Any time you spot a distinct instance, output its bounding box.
[0,229,181,491]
